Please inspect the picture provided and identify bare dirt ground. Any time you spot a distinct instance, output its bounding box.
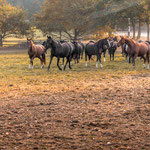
[0,48,150,149]
[0,75,150,150]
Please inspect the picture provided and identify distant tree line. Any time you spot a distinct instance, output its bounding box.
[7,0,45,18]
[34,0,150,41]
[0,0,30,46]
[1,0,150,47]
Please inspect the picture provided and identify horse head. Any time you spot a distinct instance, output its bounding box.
[46,36,53,48]
[103,38,111,49]
[27,38,33,49]
[117,36,126,47]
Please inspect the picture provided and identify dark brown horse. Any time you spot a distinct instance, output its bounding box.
[117,36,150,68]
[27,38,46,69]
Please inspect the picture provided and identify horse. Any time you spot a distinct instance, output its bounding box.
[27,38,46,69]
[102,36,118,62]
[78,42,85,59]
[85,38,110,68]
[121,40,144,63]
[45,36,74,71]
[108,40,117,61]
[72,41,83,64]
[44,39,67,68]
[117,36,150,68]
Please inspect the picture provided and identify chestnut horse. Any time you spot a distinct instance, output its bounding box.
[117,36,150,68]
[27,38,46,69]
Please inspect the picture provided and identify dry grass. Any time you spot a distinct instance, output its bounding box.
[0,50,149,100]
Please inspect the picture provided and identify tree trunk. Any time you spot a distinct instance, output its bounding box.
[146,17,149,41]
[74,29,78,41]
[137,17,141,40]
[128,18,131,38]
[131,21,136,40]
[0,35,3,47]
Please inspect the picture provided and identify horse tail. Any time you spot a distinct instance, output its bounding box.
[42,54,46,65]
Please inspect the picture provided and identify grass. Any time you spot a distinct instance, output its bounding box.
[0,50,149,100]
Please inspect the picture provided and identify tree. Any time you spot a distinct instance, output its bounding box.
[7,0,45,18]
[34,0,98,41]
[0,0,30,46]
[142,0,150,40]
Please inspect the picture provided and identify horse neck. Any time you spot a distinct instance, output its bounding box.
[51,39,60,51]
[30,41,35,51]
[124,38,135,48]
[96,39,103,48]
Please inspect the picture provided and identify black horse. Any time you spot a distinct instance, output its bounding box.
[78,42,85,59]
[108,40,118,61]
[45,36,74,71]
[72,41,83,63]
[85,38,110,68]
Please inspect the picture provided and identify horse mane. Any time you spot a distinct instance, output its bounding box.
[96,38,106,49]
[124,37,135,48]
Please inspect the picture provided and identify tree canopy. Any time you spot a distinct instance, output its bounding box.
[3,0,150,41]
[0,0,30,46]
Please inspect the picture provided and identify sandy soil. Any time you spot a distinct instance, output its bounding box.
[0,74,150,150]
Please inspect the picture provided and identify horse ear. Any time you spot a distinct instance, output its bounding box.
[47,36,51,39]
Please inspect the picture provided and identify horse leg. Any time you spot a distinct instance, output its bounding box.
[88,55,91,66]
[99,54,103,68]
[132,55,136,69]
[125,54,127,62]
[129,55,131,63]
[69,57,72,69]
[42,54,46,65]
[103,51,106,62]
[113,53,115,61]
[29,55,32,69]
[81,50,83,59]
[85,53,88,67]
[141,56,146,68]
[38,56,44,69]
[64,57,69,71]
[62,58,64,68]
[96,56,98,68]
[57,57,62,71]
[30,55,36,69]
[77,54,80,63]
[47,55,53,71]
[146,53,149,69]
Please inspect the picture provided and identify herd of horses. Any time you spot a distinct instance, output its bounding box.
[27,36,150,70]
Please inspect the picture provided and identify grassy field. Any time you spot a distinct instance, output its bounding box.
[0,50,149,99]
[0,50,150,149]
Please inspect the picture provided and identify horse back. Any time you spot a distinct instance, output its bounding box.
[134,42,149,56]
[34,44,45,55]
